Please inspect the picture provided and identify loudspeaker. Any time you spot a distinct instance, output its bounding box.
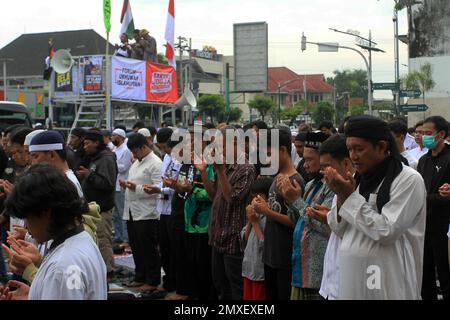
[51,49,74,74]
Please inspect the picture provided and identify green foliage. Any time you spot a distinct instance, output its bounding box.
[248,96,275,121]
[198,94,226,124]
[157,53,169,65]
[311,101,335,125]
[349,105,367,116]
[402,63,436,102]
[218,107,243,123]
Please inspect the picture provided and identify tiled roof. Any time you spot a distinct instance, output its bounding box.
[0,29,115,78]
[268,67,333,93]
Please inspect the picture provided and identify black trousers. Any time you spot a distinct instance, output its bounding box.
[172,227,194,296]
[421,231,450,300]
[211,249,243,300]
[159,214,175,292]
[264,264,292,300]
[127,215,161,286]
[185,233,216,300]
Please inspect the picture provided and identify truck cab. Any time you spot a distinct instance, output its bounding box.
[0,101,33,132]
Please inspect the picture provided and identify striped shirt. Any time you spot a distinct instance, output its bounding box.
[209,163,256,255]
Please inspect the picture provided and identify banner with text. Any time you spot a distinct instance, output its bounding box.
[82,56,104,93]
[111,56,178,103]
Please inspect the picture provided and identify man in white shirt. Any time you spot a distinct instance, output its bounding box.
[324,116,426,300]
[409,121,428,162]
[313,134,355,299]
[404,131,419,151]
[388,120,418,170]
[121,133,163,293]
[144,127,181,293]
[111,128,133,244]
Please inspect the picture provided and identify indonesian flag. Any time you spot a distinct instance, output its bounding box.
[120,0,135,40]
[165,0,176,69]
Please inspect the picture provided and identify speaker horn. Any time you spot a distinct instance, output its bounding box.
[175,88,197,109]
[51,49,74,74]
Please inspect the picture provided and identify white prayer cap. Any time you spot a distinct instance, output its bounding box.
[112,128,126,138]
[138,128,151,138]
[24,129,45,146]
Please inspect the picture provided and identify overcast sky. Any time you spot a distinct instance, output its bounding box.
[0,0,409,99]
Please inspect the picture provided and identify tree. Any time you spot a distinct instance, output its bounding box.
[198,94,225,124]
[349,105,367,116]
[312,101,335,125]
[280,100,308,125]
[218,107,243,123]
[248,96,275,122]
[157,53,169,65]
[327,69,368,125]
[403,63,436,104]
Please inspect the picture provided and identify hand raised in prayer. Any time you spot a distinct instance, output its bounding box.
[0,180,13,196]
[76,166,90,180]
[10,225,27,241]
[439,183,450,199]
[277,175,302,205]
[246,204,260,224]
[0,280,30,300]
[1,243,32,276]
[306,204,330,224]
[192,152,207,173]
[119,180,128,189]
[178,179,193,193]
[251,195,269,216]
[321,167,356,201]
[143,185,161,195]
[126,181,137,191]
[6,236,41,265]
[162,176,176,189]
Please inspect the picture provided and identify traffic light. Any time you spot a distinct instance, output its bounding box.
[301,33,307,52]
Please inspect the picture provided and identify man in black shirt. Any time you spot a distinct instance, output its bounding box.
[417,116,450,300]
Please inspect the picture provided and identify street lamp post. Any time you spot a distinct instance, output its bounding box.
[302,31,384,116]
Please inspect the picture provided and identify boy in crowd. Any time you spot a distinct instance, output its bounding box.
[242,177,273,300]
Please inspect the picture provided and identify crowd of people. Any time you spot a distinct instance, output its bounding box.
[114,29,158,63]
[0,114,449,300]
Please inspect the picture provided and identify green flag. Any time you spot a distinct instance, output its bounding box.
[103,0,111,33]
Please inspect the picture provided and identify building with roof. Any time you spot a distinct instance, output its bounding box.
[266,67,334,107]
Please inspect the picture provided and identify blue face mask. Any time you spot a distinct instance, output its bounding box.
[422,135,438,150]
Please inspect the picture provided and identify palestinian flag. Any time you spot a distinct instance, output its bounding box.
[120,0,135,40]
[43,41,54,80]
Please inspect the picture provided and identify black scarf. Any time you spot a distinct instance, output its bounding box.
[356,156,403,213]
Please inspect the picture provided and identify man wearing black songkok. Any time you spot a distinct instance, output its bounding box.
[322,115,427,299]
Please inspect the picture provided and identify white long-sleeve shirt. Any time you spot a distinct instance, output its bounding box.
[114,142,133,192]
[29,231,107,300]
[123,152,162,221]
[328,166,426,300]
[319,196,340,300]
[156,153,182,215]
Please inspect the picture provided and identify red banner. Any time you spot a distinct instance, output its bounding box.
[146,62,178,103]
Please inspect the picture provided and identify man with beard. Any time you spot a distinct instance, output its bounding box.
[111,129,133,245]
[278,131,333,300]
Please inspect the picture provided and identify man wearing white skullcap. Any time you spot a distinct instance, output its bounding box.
[111,128,133,244]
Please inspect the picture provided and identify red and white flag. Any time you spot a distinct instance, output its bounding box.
[165,0,176,69]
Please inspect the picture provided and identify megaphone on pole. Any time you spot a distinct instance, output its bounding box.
[51,49,74,74]
[175,88,197,109]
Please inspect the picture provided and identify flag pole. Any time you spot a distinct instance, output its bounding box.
[105,32,112,130]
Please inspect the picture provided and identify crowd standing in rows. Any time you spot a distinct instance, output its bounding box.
[0,115,449,300]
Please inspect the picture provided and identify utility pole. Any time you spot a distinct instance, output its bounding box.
[1,58,13,101]
[368,30,373,110]
[175,36,183,125]
[393,5,401,115]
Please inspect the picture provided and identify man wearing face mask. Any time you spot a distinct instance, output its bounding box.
[417,116,450,301]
